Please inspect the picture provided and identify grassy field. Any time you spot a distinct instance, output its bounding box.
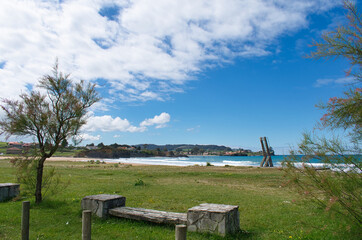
[0,142,8,154]
[0,141,82,157]
[0,159,359,239]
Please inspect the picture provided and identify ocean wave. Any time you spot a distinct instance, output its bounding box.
[98,156,359,171]
[222,160,259,166]
[292,162,361,173]
[106,157,203,166]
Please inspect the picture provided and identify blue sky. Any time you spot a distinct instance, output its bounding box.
[0,0,358,154]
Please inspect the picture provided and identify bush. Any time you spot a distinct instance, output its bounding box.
[134,179,145,186]
[11,155,69,199]
[283,0,362,227]
[283,134,361,225]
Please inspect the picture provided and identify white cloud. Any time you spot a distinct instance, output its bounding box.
[314,76,355,87]
[78,133,101,141]
[83,112,171,132]
[140,112,171,128]
[83,115,146,132]
[90,98,115,112]
[0,0,340,103]
[187,125,201,132]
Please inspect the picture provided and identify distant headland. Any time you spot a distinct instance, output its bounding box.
[1,142,274,159]
[76,143,274,159]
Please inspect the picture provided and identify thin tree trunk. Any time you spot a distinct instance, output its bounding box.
[35,156,47,204]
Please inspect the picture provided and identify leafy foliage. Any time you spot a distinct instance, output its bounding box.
[318,88,362,141]
[283,134,361,225]
[10,154,69,199]
[134,178,146,186]
[0,61,99,155]
[309,1,361,81]
[284,0,362,227]
[0,60,100,203]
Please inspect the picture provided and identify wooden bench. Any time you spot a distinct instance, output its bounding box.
[82,194,240,236]
[109,207,187,225]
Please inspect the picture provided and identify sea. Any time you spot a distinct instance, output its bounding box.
[101,155,288,167]
[96,155,360,171]
[93,155,361,173]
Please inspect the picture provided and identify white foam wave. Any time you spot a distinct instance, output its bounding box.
[105,157,204,166]
[292,162,361,173]
[105,157,271,167]
[95,157,359,171]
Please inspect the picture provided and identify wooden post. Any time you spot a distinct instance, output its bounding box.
[263,137,273,167]
[260,137,267,167]
[21,201,30,240]
[82,210,92,240]
[175,224,187,240]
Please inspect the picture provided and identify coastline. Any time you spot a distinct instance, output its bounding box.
[0,155,265,167]
[0,155,286,167]
[0,156,149,166]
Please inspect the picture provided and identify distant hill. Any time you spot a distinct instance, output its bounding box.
[134,144,232,152]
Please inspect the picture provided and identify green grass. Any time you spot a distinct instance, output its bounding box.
[0,142,8,154]
[52,149,81,157]
[0,159,359,239]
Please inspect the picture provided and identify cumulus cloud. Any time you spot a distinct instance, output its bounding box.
[140,112,171,128]
[83,115,146,132]
[82,112,171,132]
[0,0,340,103]
[78,133,101,141]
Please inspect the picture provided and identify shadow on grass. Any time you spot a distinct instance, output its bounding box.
[192,229,254,240]
[31,199,68,210]
[100,217,255,239]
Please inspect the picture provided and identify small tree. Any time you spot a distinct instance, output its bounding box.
[283,1,361,227]
[0,61,100,203]
[61,139,69,149]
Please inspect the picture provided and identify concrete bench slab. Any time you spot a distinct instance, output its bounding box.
[0,183,20,202]
[187,203,239,236]
[81,194,126,218]
[109,207,187,225]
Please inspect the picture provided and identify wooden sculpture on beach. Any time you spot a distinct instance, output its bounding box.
[260,137,273,167]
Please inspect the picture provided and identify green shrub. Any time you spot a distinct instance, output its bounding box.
[283,134,361,225]
[134,178,145,186]
[10,155,69,199]
[283,1,362,227]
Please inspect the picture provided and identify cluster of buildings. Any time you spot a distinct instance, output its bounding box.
[5,142,37,154]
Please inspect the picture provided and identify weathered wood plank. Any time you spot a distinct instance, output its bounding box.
[260,137,267,167]
[109,207,187,225]
[264,137,274,167]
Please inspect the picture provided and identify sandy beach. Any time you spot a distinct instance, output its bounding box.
[0,155,287,167]
[0,156,148,166]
